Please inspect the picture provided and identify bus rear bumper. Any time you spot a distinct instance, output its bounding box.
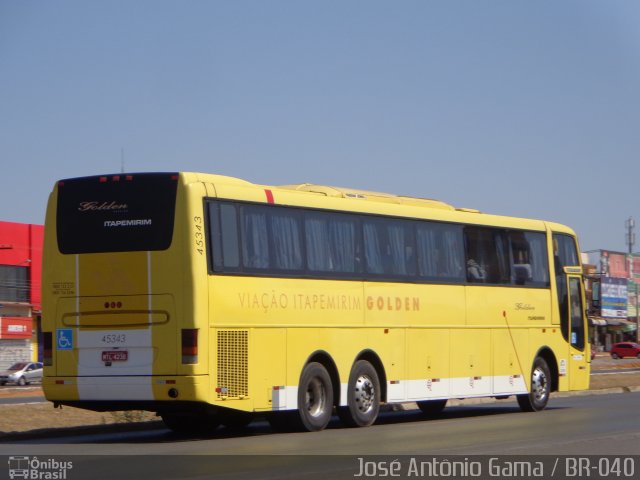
[43,375,210,407]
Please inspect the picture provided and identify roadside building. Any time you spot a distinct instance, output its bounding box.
[0,221,43,369]
[583,250,640,351]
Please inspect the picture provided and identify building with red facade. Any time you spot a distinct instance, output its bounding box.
[0,221,43,369]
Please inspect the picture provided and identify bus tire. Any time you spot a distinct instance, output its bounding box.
[417,399,447,416]
[297,362,333,432]
[517,357,551,412]
[338,360,380,427]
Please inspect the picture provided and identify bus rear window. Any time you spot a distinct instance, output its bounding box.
[56,173,178,254]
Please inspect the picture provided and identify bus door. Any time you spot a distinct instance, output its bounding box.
[565,270,590,390]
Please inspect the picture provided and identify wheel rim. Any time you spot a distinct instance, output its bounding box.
[305,377,327,418]
[354,374,375,414]
[531,366,548,403]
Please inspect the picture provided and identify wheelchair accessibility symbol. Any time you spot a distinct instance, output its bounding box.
[57,329,73,350]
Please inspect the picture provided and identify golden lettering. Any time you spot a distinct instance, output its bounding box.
[237,292,410,312]
[365,296,421,312]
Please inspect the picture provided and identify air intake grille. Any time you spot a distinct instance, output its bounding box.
[217,330,248,399]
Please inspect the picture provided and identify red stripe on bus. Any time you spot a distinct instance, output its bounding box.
[265,189,275,204]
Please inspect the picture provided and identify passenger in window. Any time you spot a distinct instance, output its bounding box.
[467,259,486,281]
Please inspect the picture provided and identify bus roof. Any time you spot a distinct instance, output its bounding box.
[277,183,457,210]
[72,172,574,235]
[181,172,578,233]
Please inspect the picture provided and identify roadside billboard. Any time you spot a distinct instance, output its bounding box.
[629,280,639,319]
[601,277,628,319]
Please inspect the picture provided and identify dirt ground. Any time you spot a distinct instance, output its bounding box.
[1,362,639,437]
[0,394,159,436]
[589,371,640,390]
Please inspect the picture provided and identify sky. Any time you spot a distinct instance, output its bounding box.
[1,0,640,253]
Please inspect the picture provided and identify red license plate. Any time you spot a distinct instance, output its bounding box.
[102,350,128,362]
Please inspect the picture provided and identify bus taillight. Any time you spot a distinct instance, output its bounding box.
[182,329,198,364]
[43,332,53,366]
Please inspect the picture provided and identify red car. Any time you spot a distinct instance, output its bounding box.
[610,342,640,359]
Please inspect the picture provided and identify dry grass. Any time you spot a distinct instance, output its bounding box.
[589,371,640,390]
[0,401,158,436]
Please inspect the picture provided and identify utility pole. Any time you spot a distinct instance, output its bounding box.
[627,217,640,342]
[626,217,635,255]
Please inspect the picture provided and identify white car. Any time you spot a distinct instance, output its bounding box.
[0,362,43,386]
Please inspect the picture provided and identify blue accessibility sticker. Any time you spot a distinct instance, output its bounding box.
[56,329,73,350]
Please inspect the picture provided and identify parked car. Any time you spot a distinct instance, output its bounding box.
[0,362,43,386]
[610,342,640,360]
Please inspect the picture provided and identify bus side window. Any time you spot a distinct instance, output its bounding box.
[306,212,359,274]
[329,214,358,274]
[241,206,270,269]
[220,204,240,268]
[208,201,241,272]
[508,231,549,287]
[553,234,579,267]
[270,211,303,271]
[416,222,464,282]
[305,214,332,272]
[464,227,510,285]
[363,218,415,277]
[363,221,384,274]
[208,202,223,271]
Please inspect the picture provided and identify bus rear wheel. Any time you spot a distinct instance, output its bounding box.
[297,362,334,432]
[517,357,551,412]
[338,360,380,427]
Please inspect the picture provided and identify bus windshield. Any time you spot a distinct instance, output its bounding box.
[56,173,178,254]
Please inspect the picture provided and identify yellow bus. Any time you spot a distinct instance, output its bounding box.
[42,172,590,432]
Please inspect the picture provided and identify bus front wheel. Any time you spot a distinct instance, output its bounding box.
[297,362,334,432]
[517,357,551,412]
[338,360,380,427]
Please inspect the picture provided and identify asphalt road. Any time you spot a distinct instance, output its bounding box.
[7,391,640,454]
[2,392,639,479]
